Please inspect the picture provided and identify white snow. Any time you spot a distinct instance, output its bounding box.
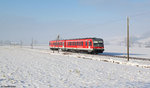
[104,45,150,59]
[0,46,150,88]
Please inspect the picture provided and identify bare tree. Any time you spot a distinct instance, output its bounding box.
[31,38,34,49]
[0,40,3,46]
[20,40,23,48]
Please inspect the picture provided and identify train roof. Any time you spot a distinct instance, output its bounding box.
[50,37,103,41]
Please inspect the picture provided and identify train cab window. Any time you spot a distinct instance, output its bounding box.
[93,40,103,47]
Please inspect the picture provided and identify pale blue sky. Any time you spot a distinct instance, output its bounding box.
[0,0,150,44]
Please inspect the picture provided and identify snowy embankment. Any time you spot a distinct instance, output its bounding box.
[0,46,150,88]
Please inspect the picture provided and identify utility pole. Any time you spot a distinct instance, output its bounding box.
[127,16,130,61]
[57,35,60,53]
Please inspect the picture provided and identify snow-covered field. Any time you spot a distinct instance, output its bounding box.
[104,45,150,59]
[0,46,150,88]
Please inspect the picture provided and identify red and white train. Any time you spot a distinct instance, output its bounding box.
[49,38,104,54]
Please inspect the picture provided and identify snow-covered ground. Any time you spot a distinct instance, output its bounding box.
[0,46,150,88]
[104,45,150,59]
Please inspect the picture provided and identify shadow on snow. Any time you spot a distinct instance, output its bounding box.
[99,52,145,56]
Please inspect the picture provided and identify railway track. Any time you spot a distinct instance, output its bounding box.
[98,54,150,61]
[61,51,150,61]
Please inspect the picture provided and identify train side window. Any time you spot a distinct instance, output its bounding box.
[86,41,87,46]
[89,41,91,46]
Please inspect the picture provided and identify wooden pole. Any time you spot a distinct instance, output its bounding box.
[127,16,130,61]
[57,35,60,53]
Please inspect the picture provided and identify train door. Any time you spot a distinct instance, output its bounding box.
[63,42,64,48]
[88,41,91,49]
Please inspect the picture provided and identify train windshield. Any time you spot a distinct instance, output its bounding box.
[93,40,103,47]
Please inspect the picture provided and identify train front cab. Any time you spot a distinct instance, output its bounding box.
[92,38,104,54]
